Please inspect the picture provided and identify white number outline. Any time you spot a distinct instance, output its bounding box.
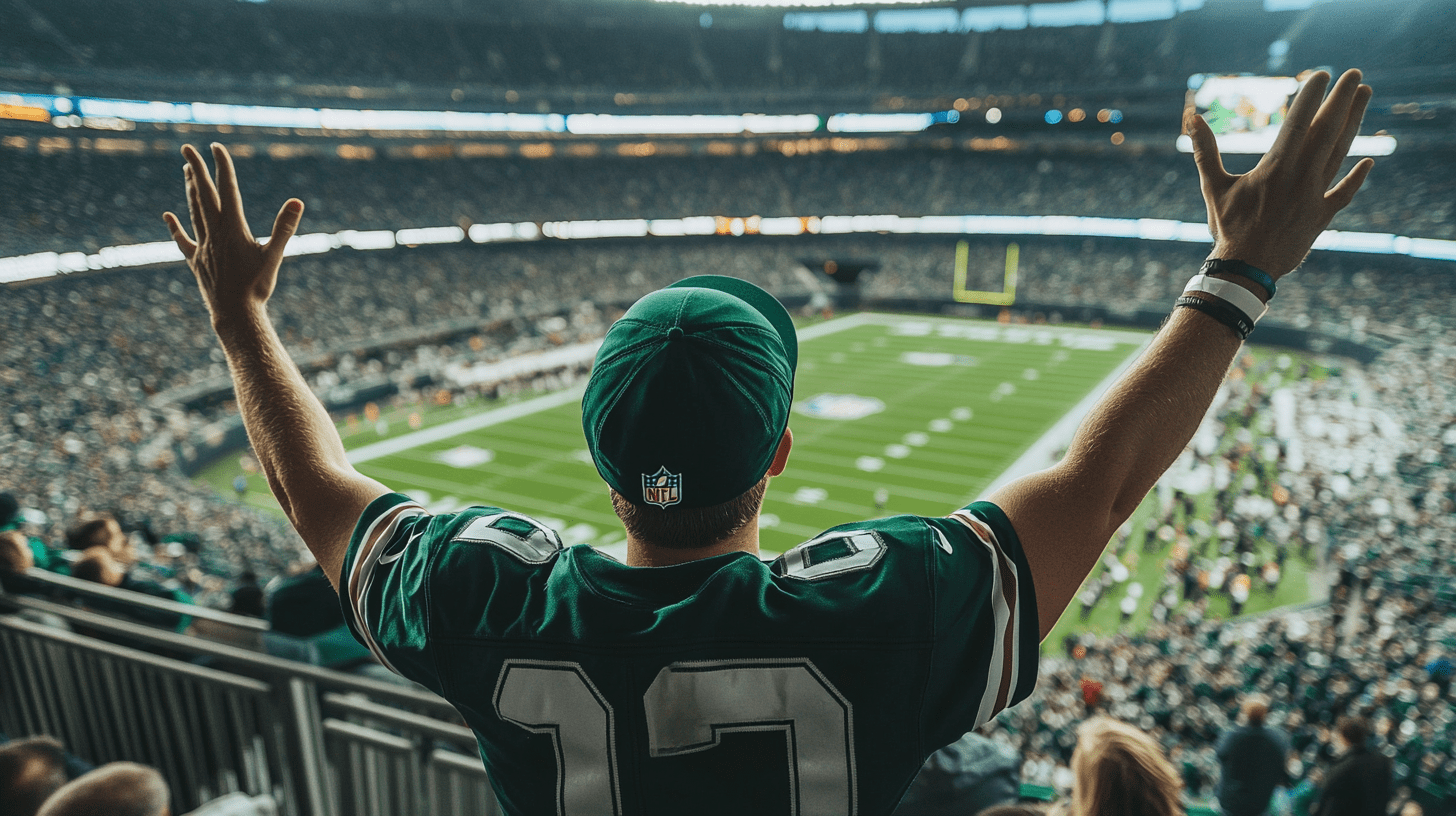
[493,660,622,816]
[492,659,858,816]
[644,659,858,816]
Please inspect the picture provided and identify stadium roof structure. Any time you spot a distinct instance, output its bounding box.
[258,0,1101,21]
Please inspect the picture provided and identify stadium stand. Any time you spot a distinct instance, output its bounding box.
[4,150,1456,259]
[3,0,1456,813]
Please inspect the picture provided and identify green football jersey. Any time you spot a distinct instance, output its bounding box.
[341,493,1039,816]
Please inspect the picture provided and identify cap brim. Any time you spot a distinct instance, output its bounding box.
[667,275,798,374]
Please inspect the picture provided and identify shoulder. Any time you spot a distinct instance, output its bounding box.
[770,502,1018,574]
[770,513,941,581]
[349,494,564,575]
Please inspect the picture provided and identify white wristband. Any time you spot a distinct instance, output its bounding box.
[1183,274,1269,323]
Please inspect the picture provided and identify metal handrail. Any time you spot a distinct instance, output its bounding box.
[0,594,456,715]
[428,749,490,776]
[0,614,272,693]
[322,719,415,753]
[16,567,271,631]
[321,693,475,745]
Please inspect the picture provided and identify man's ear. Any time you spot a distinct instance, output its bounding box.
[767,428,793,476]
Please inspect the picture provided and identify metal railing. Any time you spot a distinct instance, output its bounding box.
[17,568,270,631]
[0,590,501,816]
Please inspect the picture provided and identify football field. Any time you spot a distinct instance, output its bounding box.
[214,313,1148,556]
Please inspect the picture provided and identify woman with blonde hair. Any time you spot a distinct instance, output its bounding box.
[1052,716,1184,816]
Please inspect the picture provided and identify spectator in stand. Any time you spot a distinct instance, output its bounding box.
[1053,717,1182,816]
[71,547,194,632]
[1216,694,1290,816]
[1427,653,1454,698]
[264,562,343,638]
[0,736,69,816]
[64,517,136,568]
[34,762,170,816]
[0,495,61,575]
[1314,716,1393,816]
[0,530,34,583]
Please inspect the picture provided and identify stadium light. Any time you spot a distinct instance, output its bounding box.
[656,0,945,6]
[6,215,1454,285]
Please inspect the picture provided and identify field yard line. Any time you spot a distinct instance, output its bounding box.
[796,311,874,340]
[347,387,585,464]
[978,338,1150,498]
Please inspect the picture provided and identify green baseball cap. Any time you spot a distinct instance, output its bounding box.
[582,275,797,510]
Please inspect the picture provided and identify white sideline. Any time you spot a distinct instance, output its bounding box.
[347,387,585,464]
[979,338,1150,497]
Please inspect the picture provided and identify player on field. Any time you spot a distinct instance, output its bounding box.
[164,69,1374,815]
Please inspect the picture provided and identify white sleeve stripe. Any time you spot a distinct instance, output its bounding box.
[347,501,427,676]
[991,546,1022,714]
[948,511,1021,726]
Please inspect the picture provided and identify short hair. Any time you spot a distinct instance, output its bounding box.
[1241,694,1270,727]
[610,474,769,550]
[71,548,123,587]
[0,735,69,816]
[1336,715,1372,747]
[35,762,169,816]
[0,531,33,574]
[976,806,1047,816]
[0,493,18,528]
[64,518,121,552]
[1070,717,1183,816]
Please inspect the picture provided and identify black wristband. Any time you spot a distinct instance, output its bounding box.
[1201,259,1276,299]
[1175,295,1254,340]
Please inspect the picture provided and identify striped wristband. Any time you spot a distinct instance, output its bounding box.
[1175,295,1254,340]
[1183,274,1270,324]
[1201,259,1276,299]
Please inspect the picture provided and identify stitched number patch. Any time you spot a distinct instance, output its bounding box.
[494,659,856,816]
[778,530,886,581]
[453,512,563,564]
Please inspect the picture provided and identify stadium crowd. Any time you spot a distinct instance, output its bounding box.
[0,0,1308,94]
[6,0,1455,100]
[4,149,1456,259]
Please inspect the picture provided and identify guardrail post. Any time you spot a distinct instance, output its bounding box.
[274,676,335,816]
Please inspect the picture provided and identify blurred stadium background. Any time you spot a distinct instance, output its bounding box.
[1,0,1454,813]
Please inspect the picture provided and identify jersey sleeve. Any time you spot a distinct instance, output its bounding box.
[919,501,1040,747]
[339,492,444,694]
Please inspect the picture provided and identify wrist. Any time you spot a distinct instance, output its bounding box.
[211,302,271,342]
[1206,240,1306,277]
[1200,257,1275,302]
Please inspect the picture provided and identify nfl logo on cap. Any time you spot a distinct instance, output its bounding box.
[642,466,682,508]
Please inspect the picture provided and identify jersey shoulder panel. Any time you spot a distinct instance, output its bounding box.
[340,493,564,692]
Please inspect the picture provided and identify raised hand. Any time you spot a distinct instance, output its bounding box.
[1186,69,1374,278]
[163,143,304,324]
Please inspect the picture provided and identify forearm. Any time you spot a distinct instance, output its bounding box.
[213,305,383,582]
[1062,304,1242,534]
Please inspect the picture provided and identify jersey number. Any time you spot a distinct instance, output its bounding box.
[494,659,857,816]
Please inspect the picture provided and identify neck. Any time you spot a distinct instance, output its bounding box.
[625,524,761,567]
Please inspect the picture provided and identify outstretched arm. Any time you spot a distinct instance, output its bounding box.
[991,69,1375,639]
[164,143,388,590]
